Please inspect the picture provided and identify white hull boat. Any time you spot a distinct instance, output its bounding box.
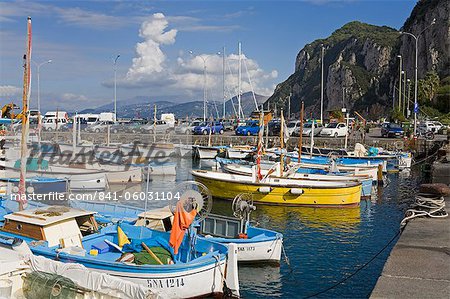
[194,146,219,159]
[59,143,93,155]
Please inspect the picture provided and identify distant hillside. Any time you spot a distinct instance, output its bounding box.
[80,91,268,119]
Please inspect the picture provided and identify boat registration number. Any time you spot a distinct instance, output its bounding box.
[238,246,255,252]
[147,278,185,288]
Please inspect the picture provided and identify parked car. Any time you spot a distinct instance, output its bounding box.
[120,119,147,133]
[292,122,323,137]
[222,120,235,131]
[141,120,171,134]
[62,118,89,132]
[235,120,260,136]
[381,123,404,138]
[286,121,301,136]
[320,122,347,138]
[421,121,442,133]
[41,117,68,131]
[193,121,224,135]
[267,119,281,136]
[86,121,115,133]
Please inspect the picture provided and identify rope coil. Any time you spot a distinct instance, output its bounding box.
[400,193,448,227]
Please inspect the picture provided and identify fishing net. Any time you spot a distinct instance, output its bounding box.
[133,247,172,265]
[22,271,79,299]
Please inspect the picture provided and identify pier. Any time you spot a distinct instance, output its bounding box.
[371,149,450,299]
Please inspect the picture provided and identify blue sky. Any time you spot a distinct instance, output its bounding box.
[0,0,416,112]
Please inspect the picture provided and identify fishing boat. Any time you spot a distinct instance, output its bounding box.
[138,143,176,159]
[192,169,362,207]
[226,145,255,159]
[58,142,94,155]
[193,145,221,159]
[222,162,373,199]
[0,235,153,299]
[70,191,284,264]
[0,160,107,191]
[0,177,69,197]
[0,205,240,298]
[174,143,192,158]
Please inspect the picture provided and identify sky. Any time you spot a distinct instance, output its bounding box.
[0,0,416,113]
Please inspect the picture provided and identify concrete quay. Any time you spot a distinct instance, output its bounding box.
[371,157,450,298]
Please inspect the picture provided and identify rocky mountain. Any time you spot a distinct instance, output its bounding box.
[266,0,449,120]
[80,91,267,119]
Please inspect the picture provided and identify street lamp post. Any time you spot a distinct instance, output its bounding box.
[400,70,405,113]
[32,59,52,148]
[397,55,402,111]
[403,70,407,117]
[113,55,120,122]
[32,59,52,114]
[400,18,436,135]
[406,78,411,118]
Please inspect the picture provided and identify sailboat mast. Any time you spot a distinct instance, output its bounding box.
[238,42,242,120]
[18,16,32,211]
[298,101,304,162]
[222,46,226,119]
[280,109,284,177]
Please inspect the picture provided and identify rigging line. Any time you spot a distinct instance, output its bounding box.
[225,60,239,117]
[242,57,259,111]
[302,229,402,299]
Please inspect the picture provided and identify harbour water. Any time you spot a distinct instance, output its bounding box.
[109,159,422,298]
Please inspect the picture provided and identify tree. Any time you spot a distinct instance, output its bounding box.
[418,71,440,104]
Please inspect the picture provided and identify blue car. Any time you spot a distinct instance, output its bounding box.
[193,121,224,135]
[381,123,404,138]
[235,120,260,136]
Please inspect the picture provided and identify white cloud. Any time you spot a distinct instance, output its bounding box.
[125,13,177,84]
[60,93,88,102]
[117,13,277,98]
[0,85,22,97]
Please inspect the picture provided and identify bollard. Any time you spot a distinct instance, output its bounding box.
[377,163,383,186]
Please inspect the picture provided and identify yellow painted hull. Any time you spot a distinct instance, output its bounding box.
[194,175,361,207]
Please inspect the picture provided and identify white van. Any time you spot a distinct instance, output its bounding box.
[76,113,99,125]
[161,113,175,128]
[42,111,68,131]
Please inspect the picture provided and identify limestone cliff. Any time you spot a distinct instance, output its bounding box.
[266,0,449,119]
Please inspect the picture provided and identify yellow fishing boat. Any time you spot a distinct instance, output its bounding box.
[191,170,362,207]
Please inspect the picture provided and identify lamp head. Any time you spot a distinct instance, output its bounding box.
[431,18,436,25]
[188,50,194,55]
[47,59,52,63]
[397,55,402,58]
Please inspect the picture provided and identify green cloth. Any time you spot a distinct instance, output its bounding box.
[133,247,172,265]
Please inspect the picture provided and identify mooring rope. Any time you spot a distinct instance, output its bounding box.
[302,229,401,299]
[400,193,448,227]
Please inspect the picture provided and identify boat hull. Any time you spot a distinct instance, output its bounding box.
[194,146,218,159]
[192,171,361,207]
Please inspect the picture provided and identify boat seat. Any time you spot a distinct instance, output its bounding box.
[60,234,83,249]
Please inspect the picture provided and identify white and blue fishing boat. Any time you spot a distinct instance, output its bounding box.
[0,203,240,298]
[70,188,284,264]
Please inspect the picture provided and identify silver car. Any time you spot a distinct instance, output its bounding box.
[141,120,171,134]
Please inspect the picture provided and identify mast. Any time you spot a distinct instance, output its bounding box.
[18,17,32,211]
[298,101,304,163]
[255,111,264,181]
[310,118,314,159]
[222,46,226,119]
[153,104,157,143]
[280,109,284,177]
[238,42,242,120]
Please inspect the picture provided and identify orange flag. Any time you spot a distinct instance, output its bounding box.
[169,201,197,255]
